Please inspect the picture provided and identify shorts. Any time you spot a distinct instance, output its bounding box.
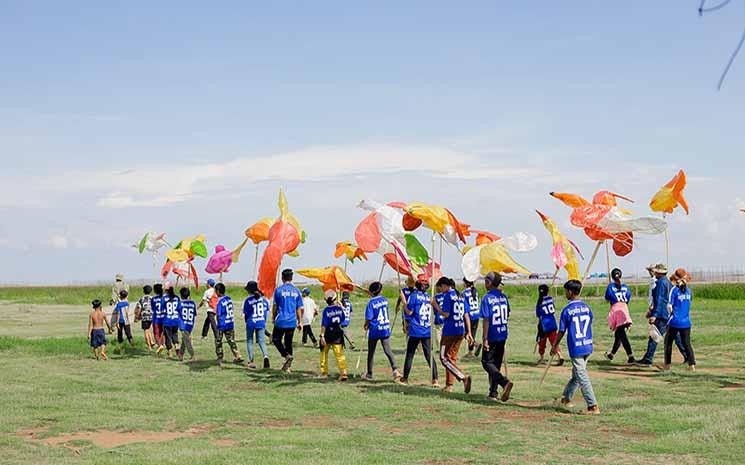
[90,328,107,348]
[141,320,152,330]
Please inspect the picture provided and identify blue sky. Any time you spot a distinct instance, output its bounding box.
[1,1,744,284]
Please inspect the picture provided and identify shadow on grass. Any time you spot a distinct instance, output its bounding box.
[186,359,222,372]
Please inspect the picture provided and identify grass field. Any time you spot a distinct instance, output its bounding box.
[1,285,744,465]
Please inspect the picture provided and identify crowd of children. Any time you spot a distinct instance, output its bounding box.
[90,264,699,414]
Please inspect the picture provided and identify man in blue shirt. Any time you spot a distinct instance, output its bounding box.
[480,272,514,402]
[214,283,243,364]
[637,264,688,366]
[341,291,356,350]
[551,279,599,414]
[272,269,304,372]
[243,281,271,369]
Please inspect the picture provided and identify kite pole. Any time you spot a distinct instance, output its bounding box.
[393,246,403,325]
[378,260,385,282]
[430,231,437,385]
[252,245,260,280]
[605,241,612,283]
[664,213,670,269]
[582,241,604,283]
[539,352,556,386]
[549,267,560,295]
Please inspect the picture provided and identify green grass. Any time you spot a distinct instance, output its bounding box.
[0,288,744,464]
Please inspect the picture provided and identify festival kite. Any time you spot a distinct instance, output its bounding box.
[536,210,583,281]
[161,234,208,288]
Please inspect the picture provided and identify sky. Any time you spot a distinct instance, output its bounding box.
[1,1,745,284]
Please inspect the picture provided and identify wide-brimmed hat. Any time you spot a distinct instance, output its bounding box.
[671,268,692,283]
[324,289,337,301]
[651,263,668,274]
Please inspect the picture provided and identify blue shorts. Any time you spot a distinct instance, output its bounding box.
[90,328,107,348]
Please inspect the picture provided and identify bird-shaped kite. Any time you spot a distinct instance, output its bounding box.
[536,210,583,281]
[395,202,471,246]
[244,217,274,279]
[470,229,538,252]
[650,170,689,215]
[205,241,249,280]
[551,190,666,257]
[133,232,169,256]
[334,241,368,263]
[258,189,306,297]
[296,266,356,293]
[161,234,208,288]
[461,241,531,283]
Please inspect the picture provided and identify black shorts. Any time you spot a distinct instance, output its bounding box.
[90,328,107,348]
[141,320,152,330]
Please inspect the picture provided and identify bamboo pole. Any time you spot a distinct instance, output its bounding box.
[605,241,612,283]
[539,352,555,386]
[430,232,437,385]
[582,241,604,283]
[252,245,260,280]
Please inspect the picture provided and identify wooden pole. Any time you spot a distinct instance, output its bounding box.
[549,267,560,295]
[539,352,556,386]
[252,245,260,280]
[393,246,403,325]
[378,260,385,282]
[605,241,612,283]
[430,232,437,384]
[664,214,670,269]
[582,241,604,283]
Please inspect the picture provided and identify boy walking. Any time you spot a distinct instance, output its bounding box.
[199,279,219,339]
[340,291,355,350]
[88,299,112,360]
[301,288,319,348]
[480,272,514,402]
[243,281,271,369]
[272,269,304,372]
[319,290,349,381]
[215,283,243,364]
[114,290,134,346]
[552,279,600,414]
[135,285,154,350]
[151,284,166,353]
[177,288,197,361]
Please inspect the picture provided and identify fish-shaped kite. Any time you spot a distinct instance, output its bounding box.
[650,170,689,215]
[536,210,583,281]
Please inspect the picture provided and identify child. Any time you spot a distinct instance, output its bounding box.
[535,284,564,365]
[401,279,439,388]
[88,299,111,360]
[663,268,697,372]
[432,277,472,393]
[552,279,600,414]
[319,290,348,381]
[301,288,319,348]
[135,285,155,350]
[177,287,197,361]
[396,276,416,337]
[480,272,513,402]
[364,282,401,381]
[462,278,481,357]
[604,268,635,364]
[214,283,243,364]
[199,278,219,339]
[433,284,445,346]
[162,283,181,358]
[114,290,134,346]
[151,283,166,353]
[340,291,355,350]
[243,281,270,369]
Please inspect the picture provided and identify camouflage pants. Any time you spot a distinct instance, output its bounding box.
[215,329,241,361]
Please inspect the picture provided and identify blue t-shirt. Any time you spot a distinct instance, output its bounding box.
[115,301,129,324]
[463,287,480,322]
[152,295,165,324]
[652,277,673,319]
[273,283,303,329]
[441,289,465,337]
[668,286,692,329]
[399,287,414,322]
[163,295,181,327]
[407,290,432,338]
[536,296,558,333]
[434,293,445,326]
[216,295,235,331]
[559,300,594,358]
[481,289,510,342]
[178,299,197,332]
[365,296,391,340]
[605,283,631,305]
[243,295,269,329]
[341,299,352,328]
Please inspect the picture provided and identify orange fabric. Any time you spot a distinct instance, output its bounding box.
[650,170,689,215]
[355,213,382,252]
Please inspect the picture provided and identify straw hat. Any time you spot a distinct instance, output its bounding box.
[651,263,668,274]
